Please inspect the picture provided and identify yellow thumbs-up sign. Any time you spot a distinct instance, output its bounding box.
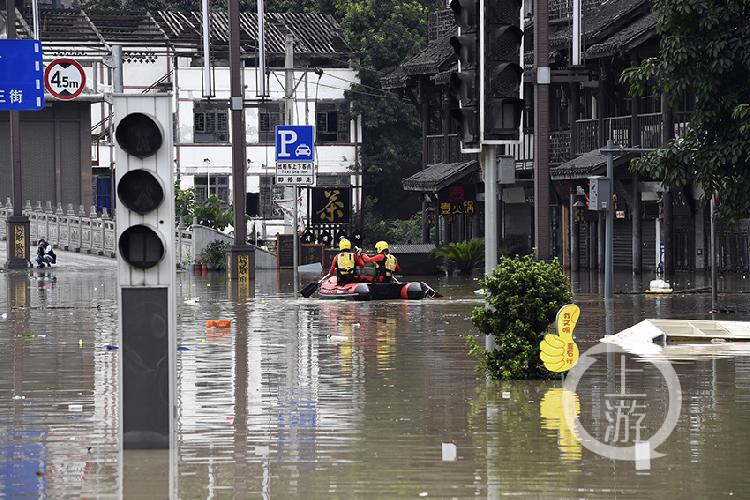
[540,304,581,373]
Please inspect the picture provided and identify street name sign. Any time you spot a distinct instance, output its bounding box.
[275,125,315,162]
[275,162,316,186]
[45,58,86,100]
[0,39,45,111]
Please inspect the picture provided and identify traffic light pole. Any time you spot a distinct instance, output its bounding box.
[284,33,300,297]
[226,0,255,282]
[4,2,31,270]
[482,144,497,351]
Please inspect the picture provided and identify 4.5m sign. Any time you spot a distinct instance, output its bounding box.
[45,58,86,100]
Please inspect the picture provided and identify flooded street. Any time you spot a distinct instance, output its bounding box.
[2,260,750,498]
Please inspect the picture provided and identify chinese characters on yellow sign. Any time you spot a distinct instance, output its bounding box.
[540,304,581,373]
[312,187,351,224]
[14,225,25,258]
[438,185,476,216]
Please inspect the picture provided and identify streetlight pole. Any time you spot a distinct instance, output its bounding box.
[226,0,254,282]
[4,1,31,269]
[204,158,211,199]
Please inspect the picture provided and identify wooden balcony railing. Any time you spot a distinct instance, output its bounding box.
[426,132,534,167]
[574,112,692,155]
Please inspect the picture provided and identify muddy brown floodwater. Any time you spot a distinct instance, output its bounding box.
[1,265,750,498]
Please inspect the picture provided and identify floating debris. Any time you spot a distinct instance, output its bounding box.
[441,442,457,462]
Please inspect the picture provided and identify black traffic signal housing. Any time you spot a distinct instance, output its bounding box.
[483,0,524,142]
[449,0,481,150]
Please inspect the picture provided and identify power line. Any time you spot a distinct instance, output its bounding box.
[325,72,401,98]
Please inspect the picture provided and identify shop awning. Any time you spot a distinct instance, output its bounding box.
[402,160,479,192]
[550,148,633,180]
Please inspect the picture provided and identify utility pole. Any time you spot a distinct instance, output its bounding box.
[482,145,497,351]
[533,0,551,260]
[604,139,614,299]
[112,45,124,93]
[4,1,31,270]
[226,0,254,282]
[284,33,299,296]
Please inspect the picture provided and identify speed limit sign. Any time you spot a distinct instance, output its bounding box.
[44,58,86,100]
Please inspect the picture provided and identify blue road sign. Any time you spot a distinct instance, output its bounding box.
[0,40,45,111]
[275,125,315,162]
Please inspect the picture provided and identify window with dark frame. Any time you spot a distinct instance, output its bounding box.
[193,175,230,204]
[193,101,229,143]
[316,101,351,143]
[258,102,284,143]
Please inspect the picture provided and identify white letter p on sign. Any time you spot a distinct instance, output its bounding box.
[277,130,298,158]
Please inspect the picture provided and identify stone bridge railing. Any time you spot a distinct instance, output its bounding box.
[0,200,194,265]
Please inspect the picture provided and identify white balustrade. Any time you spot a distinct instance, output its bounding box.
[0,200,196,263]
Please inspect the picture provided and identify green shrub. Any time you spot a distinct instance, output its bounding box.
[434,238,485,275]
[469,254,572,380]
[194,195,234,231]
[197,239,229,270]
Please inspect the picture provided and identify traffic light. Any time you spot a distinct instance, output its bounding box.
[483,0,524,142]
[449,0,480,151]
[112,94,176,450]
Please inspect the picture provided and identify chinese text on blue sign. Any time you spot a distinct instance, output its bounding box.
[275,125,315,162]
[0,40,45,111]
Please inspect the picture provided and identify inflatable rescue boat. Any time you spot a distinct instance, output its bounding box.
[316,276,435,300]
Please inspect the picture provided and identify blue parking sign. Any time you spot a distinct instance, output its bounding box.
[0,40,45,111]
[275,125,315,162]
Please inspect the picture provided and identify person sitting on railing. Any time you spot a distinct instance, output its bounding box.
[35,239,57,268]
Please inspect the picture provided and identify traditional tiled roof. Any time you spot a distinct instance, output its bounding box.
[383,36,454,88]
[402,160,479,192]
[550,148,633,180]
[524,0,651,66]
[548,0,650,49]
[6,8,352,57]
[381,66,408,89]
[401,36,454,75]
[585,12,656,57]
[156,10,351,55]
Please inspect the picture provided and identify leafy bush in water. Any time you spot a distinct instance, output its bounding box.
[198,239,229,270]
[434,238,485,275]
[469,254,572,380]
[194,195,234,231]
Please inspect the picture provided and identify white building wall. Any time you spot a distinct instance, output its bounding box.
[90,52,361,238]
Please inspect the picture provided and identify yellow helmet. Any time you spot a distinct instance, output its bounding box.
[375,241,389,253]
[339,238,352,251]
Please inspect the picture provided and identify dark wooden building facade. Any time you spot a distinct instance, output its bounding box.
[386,0,750,274]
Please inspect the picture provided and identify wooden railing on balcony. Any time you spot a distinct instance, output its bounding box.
[576,119,600,155]
[426,132,534,168]
[574,112,692,155]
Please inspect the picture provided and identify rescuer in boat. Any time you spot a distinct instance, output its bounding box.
[328,238,365,285]
[359,241,400,283]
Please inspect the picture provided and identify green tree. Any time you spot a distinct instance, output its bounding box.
[175,180,196,226]
[334,0,443,218]
[468,255,572,380]
[620,0,750,220]
[194,195,234,231]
